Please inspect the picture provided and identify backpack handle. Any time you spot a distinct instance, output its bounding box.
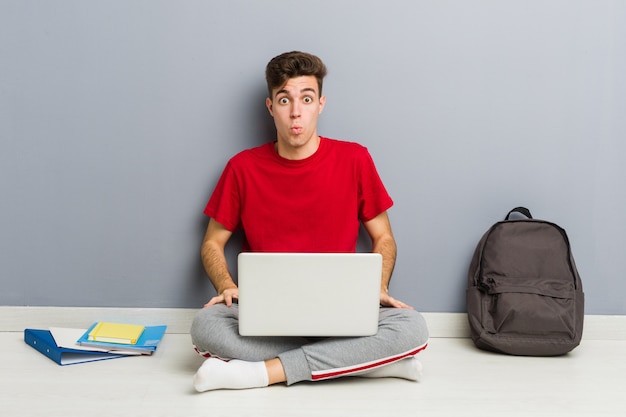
[505,207,533,220]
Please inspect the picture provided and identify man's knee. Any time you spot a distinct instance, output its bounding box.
[407,309,429,346]
[190,304,238,354]
[380,308,429,348]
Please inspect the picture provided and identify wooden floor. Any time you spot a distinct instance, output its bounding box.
[3,331,625,416]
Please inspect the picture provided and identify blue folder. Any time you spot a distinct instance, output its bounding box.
[76,323,167,354]
[24,329,126,366]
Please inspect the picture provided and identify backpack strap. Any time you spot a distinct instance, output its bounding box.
[505,207,533,220]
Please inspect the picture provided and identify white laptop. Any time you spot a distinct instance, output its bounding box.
[237,253,382,337]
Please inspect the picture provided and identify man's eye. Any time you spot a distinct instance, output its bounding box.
[279,97,289,104]
[303,97,313,104]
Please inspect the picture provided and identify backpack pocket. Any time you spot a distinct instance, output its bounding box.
[471,276,583,355]
[482,282,577,339]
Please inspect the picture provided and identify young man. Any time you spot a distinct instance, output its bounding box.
[191,51,429,392]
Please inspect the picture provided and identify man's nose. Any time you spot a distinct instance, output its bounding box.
[290,102,301,118]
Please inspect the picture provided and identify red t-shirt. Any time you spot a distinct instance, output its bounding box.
[204,137,393,252]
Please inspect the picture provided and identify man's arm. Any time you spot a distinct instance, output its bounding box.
[363,211,413,309]
[201,218,238,307]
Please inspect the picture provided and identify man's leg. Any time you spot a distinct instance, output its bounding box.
[191,306,429,391]
[191,304,299,392]
[191,303,310,361]
[278,307,429,385]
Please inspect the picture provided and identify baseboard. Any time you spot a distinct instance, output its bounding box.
[0,306,197,334]
[1,306,624,340]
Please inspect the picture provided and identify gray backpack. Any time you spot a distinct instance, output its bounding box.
[467,207,584,356]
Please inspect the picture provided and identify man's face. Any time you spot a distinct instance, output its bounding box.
[266,75,326,159]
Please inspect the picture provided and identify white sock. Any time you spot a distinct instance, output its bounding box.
[193,358,269,392]
[357,357,423,381]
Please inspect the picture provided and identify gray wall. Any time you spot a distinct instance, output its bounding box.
[2,1,625,314]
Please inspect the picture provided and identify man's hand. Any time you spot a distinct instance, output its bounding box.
[204,288,239,307]
[380,291,414,310]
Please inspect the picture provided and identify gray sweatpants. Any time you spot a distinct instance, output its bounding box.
[190,304,429,385]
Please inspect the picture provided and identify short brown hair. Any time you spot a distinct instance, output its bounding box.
[265,51,327,98]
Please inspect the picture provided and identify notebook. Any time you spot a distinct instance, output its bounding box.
[87,322,145,344]
[77,324,167,354]
[237,252,382,337]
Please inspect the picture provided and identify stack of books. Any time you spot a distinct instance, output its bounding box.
[24,322,167,365]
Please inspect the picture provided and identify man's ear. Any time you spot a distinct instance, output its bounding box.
[319,95,326,114]
[265,97,273,116]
